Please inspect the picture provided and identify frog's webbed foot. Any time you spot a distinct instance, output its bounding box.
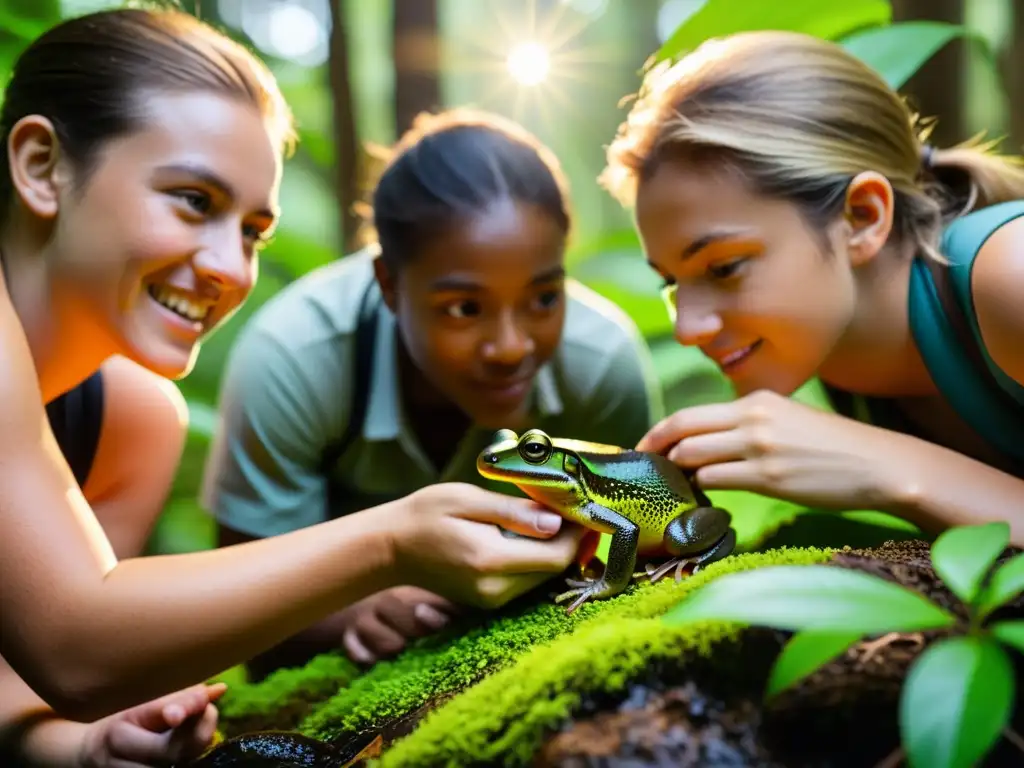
[554,576,618,614]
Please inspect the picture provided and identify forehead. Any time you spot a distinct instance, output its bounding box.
[95,90,282,204]
[414,200,566,276]
[636,161,758,230]
[635,160,800,259]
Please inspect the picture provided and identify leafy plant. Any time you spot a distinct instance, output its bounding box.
[664,522,1024,768]
[654,0,990,97]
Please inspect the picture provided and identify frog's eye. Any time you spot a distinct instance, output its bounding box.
[518,432,552,464]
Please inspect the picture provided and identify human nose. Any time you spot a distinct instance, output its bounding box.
[193,229,255,293]
[482,311,535,364]
[673,289,723,347]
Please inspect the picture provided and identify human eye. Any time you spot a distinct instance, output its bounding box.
[532,288,562,312]
[242,223,275,251]
[443,300,481,319]
[707,257,749,281]
[171,189,212,215]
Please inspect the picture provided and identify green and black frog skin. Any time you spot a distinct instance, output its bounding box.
[477,428,736,613]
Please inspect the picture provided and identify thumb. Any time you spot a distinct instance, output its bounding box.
[451,487,563,538]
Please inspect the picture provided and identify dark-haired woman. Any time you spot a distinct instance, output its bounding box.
[202,108,664,674]
[0,8,585,728]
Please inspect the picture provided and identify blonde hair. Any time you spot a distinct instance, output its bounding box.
[600,30,1024,261]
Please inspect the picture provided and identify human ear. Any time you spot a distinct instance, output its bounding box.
[842,171,895,267]
[6,115,70,220]
[372,253,398,312]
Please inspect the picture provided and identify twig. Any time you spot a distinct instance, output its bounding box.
[873,746,903,768]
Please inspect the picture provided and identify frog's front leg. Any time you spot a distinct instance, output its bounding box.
[554,501,637,614]
[645,506,736,584]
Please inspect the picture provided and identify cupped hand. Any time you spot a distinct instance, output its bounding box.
[340,586,460,666]
[79,682,225,768]
[637,389,906,511]
[393,482,586,609]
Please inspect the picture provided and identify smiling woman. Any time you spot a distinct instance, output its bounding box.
[0,7,593,756]
[600,30,1024,545]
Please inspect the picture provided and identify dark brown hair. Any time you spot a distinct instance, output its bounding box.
[0,6,295,218]
[369,108,572,271]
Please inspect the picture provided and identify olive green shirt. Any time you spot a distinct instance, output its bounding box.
[201,248,664,537]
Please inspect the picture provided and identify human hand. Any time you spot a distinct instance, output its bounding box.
[391,482,586,610]
[79,682,225,768]
[339,586,461,665]
[637,390,907,511]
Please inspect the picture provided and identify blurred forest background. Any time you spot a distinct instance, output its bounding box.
[1,0,1021,557]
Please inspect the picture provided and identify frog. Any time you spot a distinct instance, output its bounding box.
[476,428,736,613]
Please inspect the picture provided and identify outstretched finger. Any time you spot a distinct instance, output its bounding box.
[635,403,740,454]
[453,490,565,539]
[695,460,762,491]
[123,683,221,733]
[666,429,747,468]
[481,522,586,574]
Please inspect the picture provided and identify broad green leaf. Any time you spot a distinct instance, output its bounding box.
[976,553,1024,620]
[900,636,1014,768]
[663,565,957,634]
[765,630,862,699]
[656,0,890,63]
[990,620,1024,656]
[840,21,987,90]
[930,522,1009,606]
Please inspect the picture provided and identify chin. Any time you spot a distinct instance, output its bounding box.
[471,401,531,432]
[126,342,200,381]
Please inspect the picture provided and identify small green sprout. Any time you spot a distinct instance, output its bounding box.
[664,522,1024,768]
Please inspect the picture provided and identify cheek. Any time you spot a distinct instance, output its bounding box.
[532,306,565,357]
[396,301,474,374]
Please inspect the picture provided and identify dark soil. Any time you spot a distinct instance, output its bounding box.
[537,539,1024,768]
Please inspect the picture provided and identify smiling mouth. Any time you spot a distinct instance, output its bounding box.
[715,339,763,371]
[147,284,211,325]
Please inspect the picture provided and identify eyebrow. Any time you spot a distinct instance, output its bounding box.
[679,227,757,261]
[430,265,566,292]
[156,163,278,219]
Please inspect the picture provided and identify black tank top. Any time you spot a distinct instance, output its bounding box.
[46,370,105,488]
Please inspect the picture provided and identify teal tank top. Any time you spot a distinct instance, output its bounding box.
[906,199,1024,465]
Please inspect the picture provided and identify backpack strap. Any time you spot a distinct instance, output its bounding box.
[322,277,381,517]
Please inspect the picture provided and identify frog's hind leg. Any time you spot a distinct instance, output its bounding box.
[554,502,638,614]
[645,507,736,584]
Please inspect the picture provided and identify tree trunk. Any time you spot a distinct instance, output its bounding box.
[328,0,361,254]
[392,0,441,135]
[891,0,966,146]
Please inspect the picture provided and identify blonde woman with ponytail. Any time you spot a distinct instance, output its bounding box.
[601,31,1024,544]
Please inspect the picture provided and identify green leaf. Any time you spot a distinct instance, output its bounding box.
[840,21,987,90]
[929,522,1009,607]
[976,553,1024,620]
[900,636,1014,768]
[656,0,891,63]
[663,565,957,634]
[990,620,1024,656]
[765,630,862,699]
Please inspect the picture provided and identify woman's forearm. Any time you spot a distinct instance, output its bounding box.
[878,436,1024,545]
[3,496,401,723]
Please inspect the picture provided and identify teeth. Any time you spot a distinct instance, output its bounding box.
[722,345,754,366]
[148,286,209,323]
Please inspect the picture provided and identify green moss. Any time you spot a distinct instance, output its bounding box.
[218,652,361,736]
[376,546,832,767]
[286,547,829,758]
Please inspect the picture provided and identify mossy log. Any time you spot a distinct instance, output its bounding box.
[187,540,1024,767]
